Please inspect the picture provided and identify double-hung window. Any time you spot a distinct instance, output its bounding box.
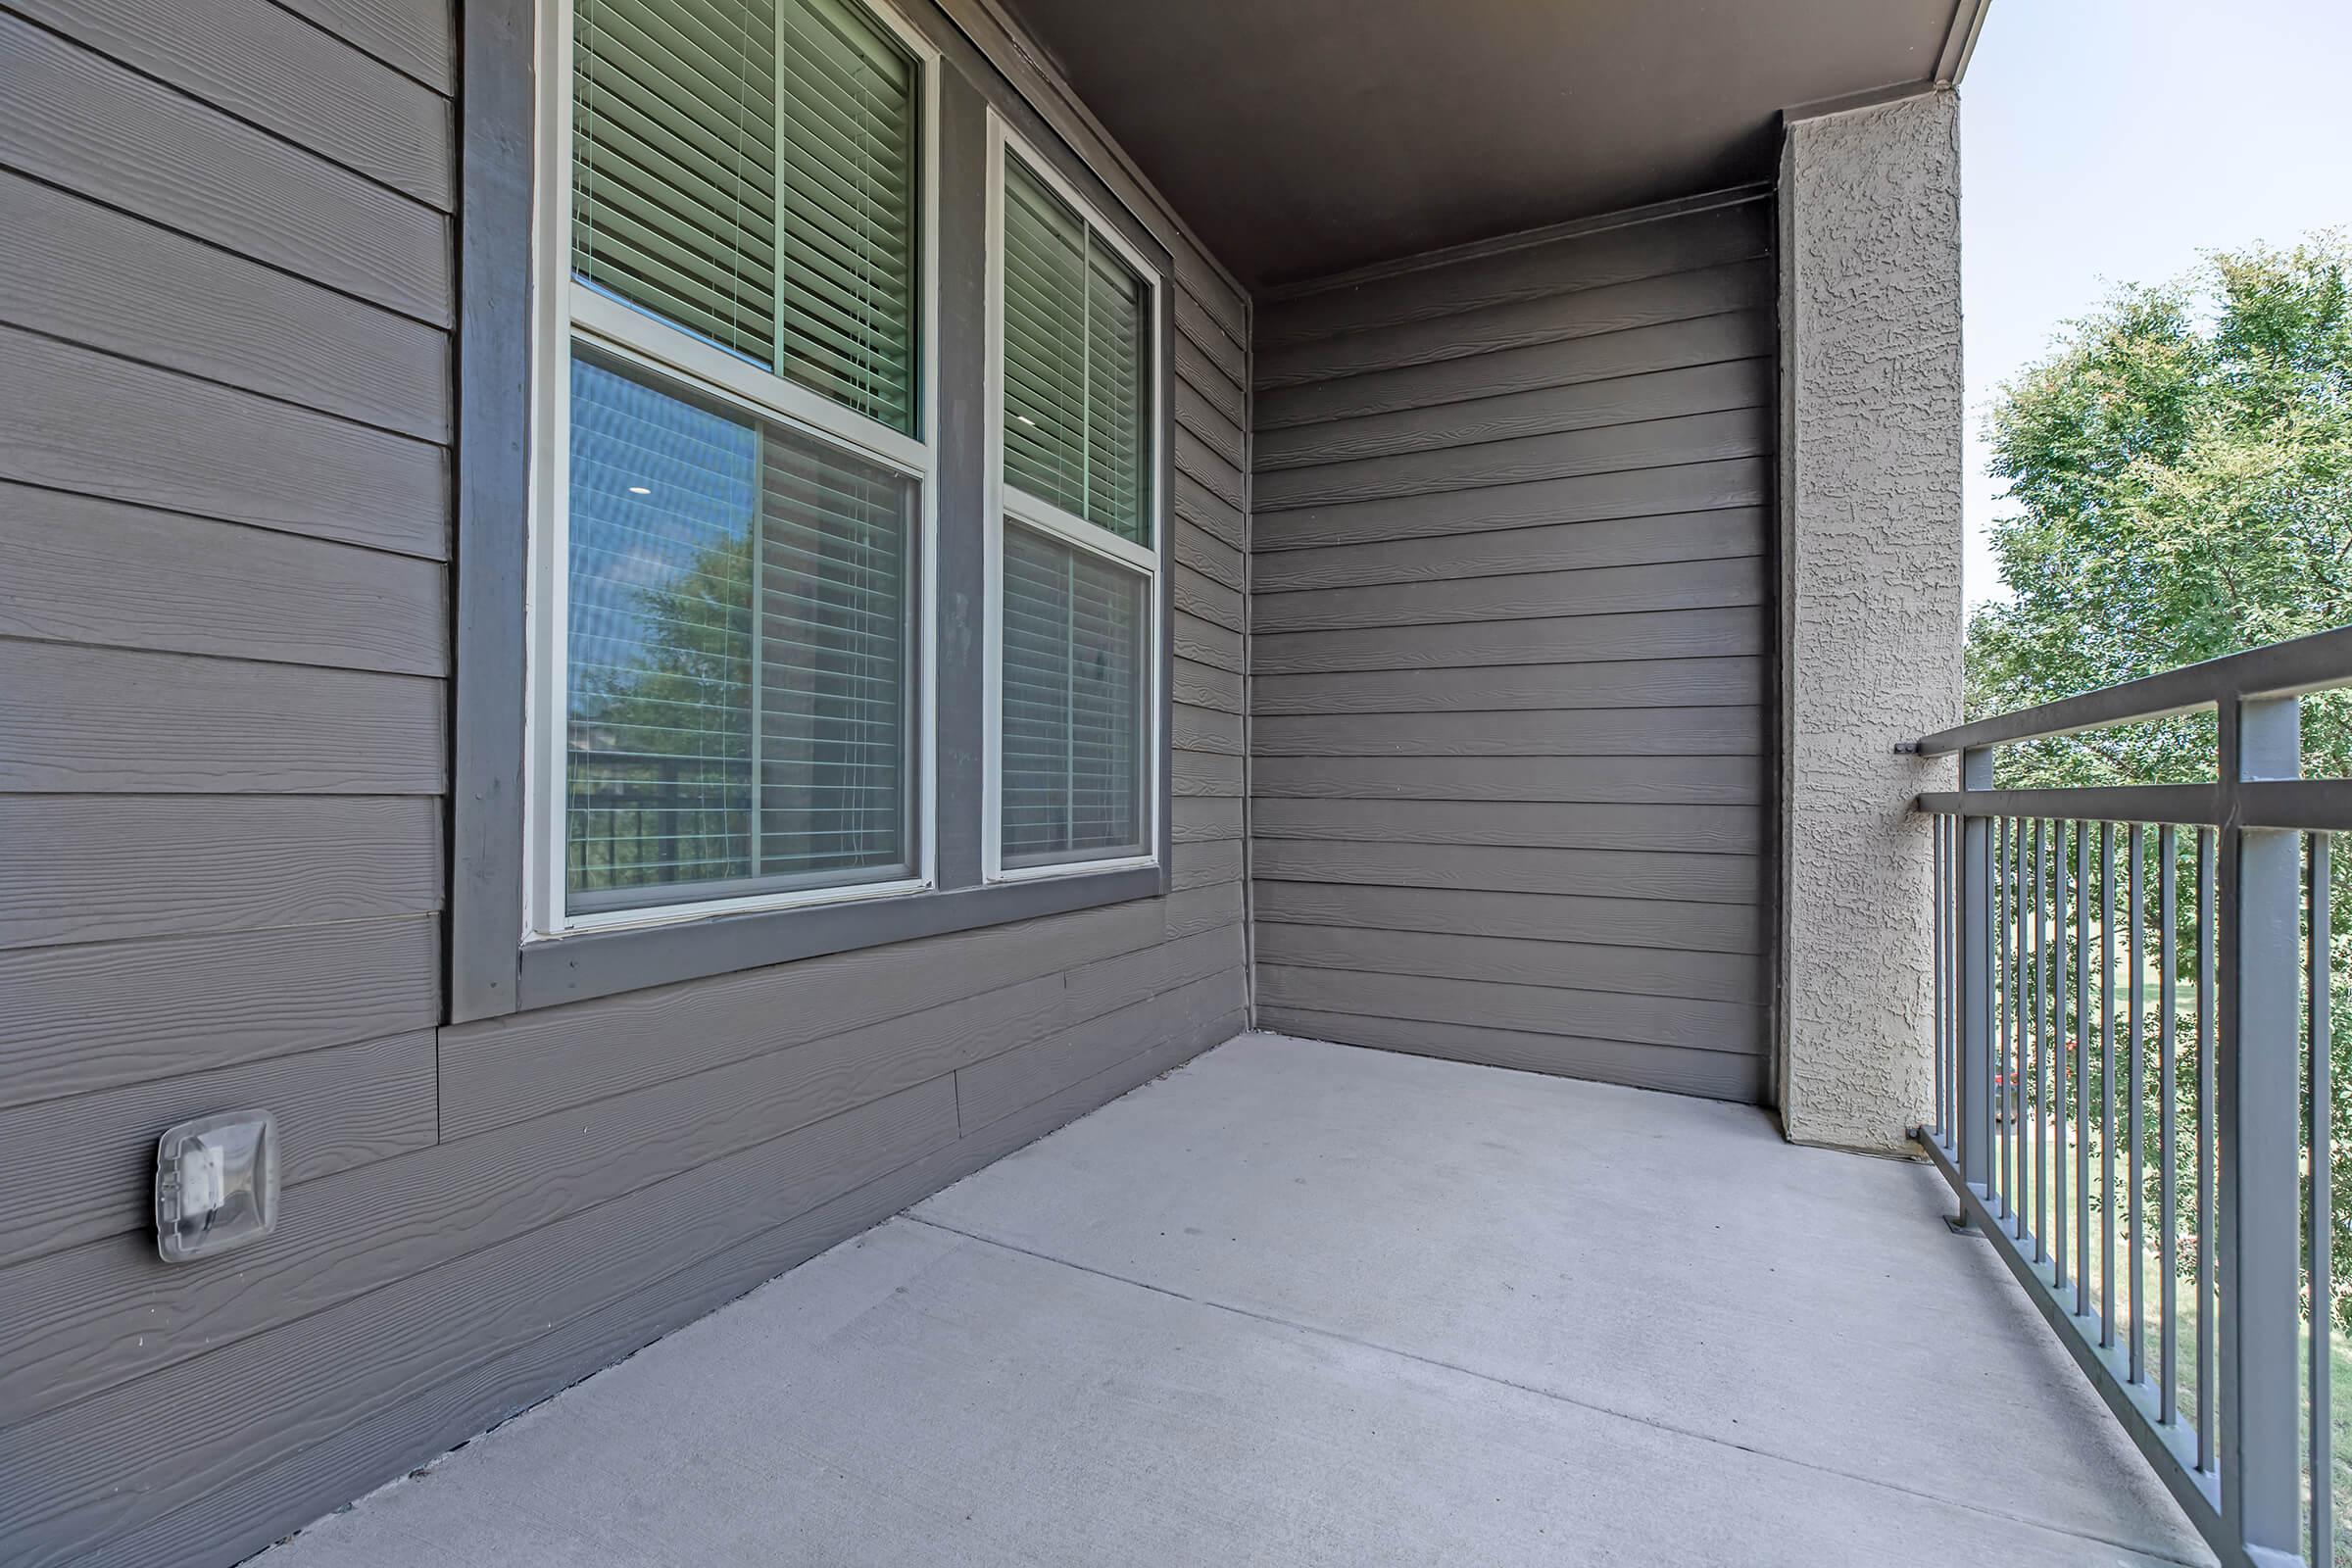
[986,122,1162,880]
[532,0,937,932]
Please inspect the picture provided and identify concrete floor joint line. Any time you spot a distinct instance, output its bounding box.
[899,1213,2207,1567]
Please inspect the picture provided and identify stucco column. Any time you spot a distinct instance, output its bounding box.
[1775,90,1963,1152]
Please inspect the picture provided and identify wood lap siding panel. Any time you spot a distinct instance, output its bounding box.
[0,4,1252,1562]
[1249,197,1773,1101]
[0,13,451,326]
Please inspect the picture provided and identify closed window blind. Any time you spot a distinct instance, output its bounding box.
[565,350,913,911]
[1002,155,1151,544]
[1001,523,1145,865]
[574,0,919,433]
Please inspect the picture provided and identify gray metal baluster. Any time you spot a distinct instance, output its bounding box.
[2034,818,2049,1260]
[2000,814,2015,1219]
[2015,815,2030,1235]
[1934,814,1948,1143]
[2197,825,2218,1474]
[2080,821,2094,1318]
[2117,822,2135,1353]
[1948,815,1960,1143]
[2131,824,2147,1385]
[2309,830,2333,1568]
[2218,695,2303,1558]
[2054,817,2071,1292]
[2160,823,2179,1425]
[1959,751,1994,1203]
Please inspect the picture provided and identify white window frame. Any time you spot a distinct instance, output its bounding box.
[524,0,944,940]
[980,111,1167,885]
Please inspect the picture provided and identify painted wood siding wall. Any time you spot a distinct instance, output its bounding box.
[0,5,1250,1563]
[1248,197,1774,1102]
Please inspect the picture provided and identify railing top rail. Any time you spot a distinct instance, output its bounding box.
[1915,778,2352,830]
[1911,623,2352,757]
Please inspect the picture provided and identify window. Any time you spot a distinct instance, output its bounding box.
[534,0,938,933]
[987,131,1162,878]
[466,3,1172,1014]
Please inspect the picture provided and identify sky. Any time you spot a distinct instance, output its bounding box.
[1959,0,2352,610]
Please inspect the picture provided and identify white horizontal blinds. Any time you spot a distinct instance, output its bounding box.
[565,351,913,913]
[1001,524,1145,865]
[1001,155,1151,543]
[775,0,919,432]
[756,422,912,876]
[1002,157,1090,521]
[1083,239,1149,542]
[573,0,919,434]
[573,0,779,364]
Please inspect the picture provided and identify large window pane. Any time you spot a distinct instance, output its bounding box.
[574,0,919,432]
[1002,154,1151,543]
[1001,523,1146,866]
[566,349,915,911]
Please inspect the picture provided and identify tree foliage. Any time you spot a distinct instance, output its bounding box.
[1968,234,2352,783]
[1965,234,2352,1335]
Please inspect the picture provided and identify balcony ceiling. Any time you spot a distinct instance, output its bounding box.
[1001,0,1984,292]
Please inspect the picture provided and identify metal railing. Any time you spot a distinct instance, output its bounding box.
[1913,624,2350,1568]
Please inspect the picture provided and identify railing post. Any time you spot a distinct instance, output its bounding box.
[2217,693,2303,1564]
[1958,747,1995,1199]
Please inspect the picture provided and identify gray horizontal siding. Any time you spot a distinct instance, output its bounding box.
[12,0,454,208]
[1253,507,1765,592]
[1254,555,1762,632]
[1251,799,1763,854]
[1254,605,1765,674]
[274,0,454,91]
[0,485,448,675]
[1252,881,1763,955]
[1253,923,1763,1003]
[1254,199,1768,353]
[1253,657,1762,715]
[0,1030,438,1261]
[1255,259,1770,389]
[0,172,451,441]
[0,795,442,950]
[1257,310,1772,431]
[1253,963,1764,1054]
[0,325,448,556]
[0,11,450,324]
[1253,841,1761,905]
[1253,456,1768,553]
[0,640,448,793]
[1251,707,1761,758]
[0,5,1253,1565]
[1255,1006,1767,1102]
[1250,196,1773,1101]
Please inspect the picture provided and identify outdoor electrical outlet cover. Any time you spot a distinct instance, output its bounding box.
[155,1110,279,1262]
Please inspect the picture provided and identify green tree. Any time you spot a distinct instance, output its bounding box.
[1965,234,2352,1337]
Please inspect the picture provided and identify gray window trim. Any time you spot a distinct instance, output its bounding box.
[452,0,1174,1023]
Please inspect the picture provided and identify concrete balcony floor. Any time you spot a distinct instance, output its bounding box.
[259,1033,2209,1567]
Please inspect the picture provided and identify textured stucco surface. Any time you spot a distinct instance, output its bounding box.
[1776,91,1964,1152]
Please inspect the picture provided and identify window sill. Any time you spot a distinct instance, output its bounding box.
[513,861,1168,1011]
